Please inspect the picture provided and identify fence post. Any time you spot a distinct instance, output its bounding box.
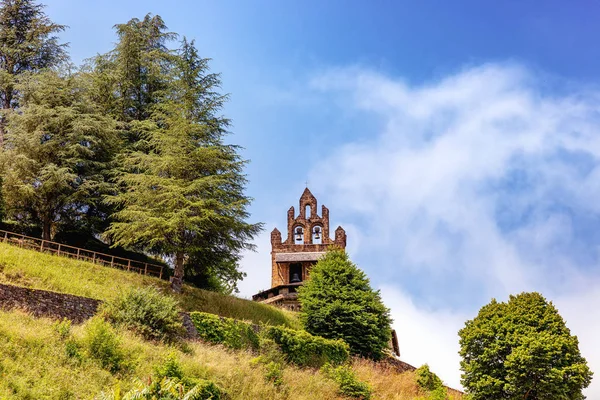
[57,244,61,256]
[159,267,163,280]
[127,260,131,271]
[144,263,148,275]
[3,231,6,242]
[40,240,45,252]
[110,256,114,268]
[76,248,80,260]
[92,252,96,263]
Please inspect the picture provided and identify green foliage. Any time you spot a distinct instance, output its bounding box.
[0,0,67,114]
[2,70,118,240]
[459,292,593,400]
[189,311,259,350]
[82,317,128,373]
[416,365,448,400]
[264,361,285,388]
[322,363,372,399]
[416,364,444,391]
[298,249,393,360]
[102,286,184,342]
[155,353,185,381]
[264,325,349,368]
[99,16,262,293]
[190,311,348,368]
[100,377,223,400]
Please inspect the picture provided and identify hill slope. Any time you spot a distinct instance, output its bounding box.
[0,242,297,328]
[0,241,463,399]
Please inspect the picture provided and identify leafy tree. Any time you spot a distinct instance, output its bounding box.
[0,0,67,145]
[2,70,118,240]
[104,33,261,292]
[298,249,392,360]
[459,292,593,400]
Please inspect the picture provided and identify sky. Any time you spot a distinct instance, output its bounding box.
[45,0,600,395]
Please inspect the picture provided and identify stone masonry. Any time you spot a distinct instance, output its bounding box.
[253,188,346,310]
[0,283,100,323]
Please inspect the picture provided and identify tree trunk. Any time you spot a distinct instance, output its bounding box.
[42,219,51,241]
[171,251,184,293]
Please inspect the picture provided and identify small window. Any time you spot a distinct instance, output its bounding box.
[305,205,311,218]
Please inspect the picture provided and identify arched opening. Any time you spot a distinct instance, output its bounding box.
[294,226,304,244]
[289,263,302,283]
[305,205,311,218]
[312,225,322,244]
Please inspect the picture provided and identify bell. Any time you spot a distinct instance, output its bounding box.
[290,272,301,283]
[314,227,321,240]
[295,228,303,241]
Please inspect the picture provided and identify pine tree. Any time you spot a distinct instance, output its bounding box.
[298,249,393,360]
[0,0,67,145]
[459,292,593,399]
[2,71,118,240]
[104,35,261,292]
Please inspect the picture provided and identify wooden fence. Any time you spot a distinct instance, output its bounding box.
[0,229,164,279]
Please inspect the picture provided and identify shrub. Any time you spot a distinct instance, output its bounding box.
[298,249,392,360]
[264,325,349,368]
[82,317,127,373]
[99,377,223,400]
[416,364,443,391]
[264,361,285,387]
[102,286,184,342]
[415,364,448,399]
[155,353,185,381]
[189,311,259,350]
[322,363,372,399]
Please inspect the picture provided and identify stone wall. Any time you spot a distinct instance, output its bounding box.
[0,282,200,339]
[0,283,100,323]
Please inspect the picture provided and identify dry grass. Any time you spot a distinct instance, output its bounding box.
[352,358,463,400]
[0,242,299,328]
[0,309,462,400]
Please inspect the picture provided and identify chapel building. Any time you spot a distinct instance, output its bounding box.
[252,188,346,310]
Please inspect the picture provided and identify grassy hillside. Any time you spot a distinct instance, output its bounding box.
[0,309,461,400]
[0,242,298,329]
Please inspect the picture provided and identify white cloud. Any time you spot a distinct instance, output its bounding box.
[308,63,600,395]
[238,63,600,396]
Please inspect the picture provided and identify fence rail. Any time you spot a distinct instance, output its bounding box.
[0,229,164,279]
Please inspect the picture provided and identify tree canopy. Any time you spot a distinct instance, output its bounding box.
[0,3,261,293]
[459,292,593,400]
[297,249,392,360]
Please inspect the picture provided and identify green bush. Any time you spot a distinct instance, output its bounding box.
[264,325,349,368]
[82,317,127,373]
[416,364,443,391]
[415,365,448,399]
[189,311,259,350]
[298,249,392,360]
[264,361,285,387]
[99,377,223,400]
[322,363,372,399]
[102,286,184,342]
[155,353,185,381]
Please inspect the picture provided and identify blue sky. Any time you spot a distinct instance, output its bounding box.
[46,1,600,393]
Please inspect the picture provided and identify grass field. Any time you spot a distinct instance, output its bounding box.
[0,309,461,400]
[0,242,299,329]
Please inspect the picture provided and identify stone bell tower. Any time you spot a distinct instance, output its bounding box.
[252,188,346,310]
